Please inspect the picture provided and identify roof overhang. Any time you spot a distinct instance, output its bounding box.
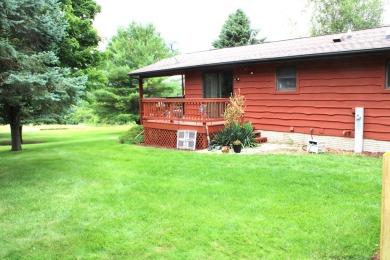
[129,48,390,78]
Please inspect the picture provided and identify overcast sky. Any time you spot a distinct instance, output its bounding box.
[93,0,390,53]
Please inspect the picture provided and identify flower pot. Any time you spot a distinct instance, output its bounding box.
[221,146,230,153]
[232,144,242,153]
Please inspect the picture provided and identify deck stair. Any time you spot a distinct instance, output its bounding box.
[253,130,268,143]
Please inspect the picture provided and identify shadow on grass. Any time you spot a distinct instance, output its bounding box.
[0,140,45,146]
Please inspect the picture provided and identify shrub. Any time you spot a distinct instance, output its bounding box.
[240,121,257,148]
[224,91,246,127]
[115,114,133,125]
[212,90,257,148]
[118,125,144,144]
[64,106,100,125]
[211,127,231,146]
[211,121,257,148]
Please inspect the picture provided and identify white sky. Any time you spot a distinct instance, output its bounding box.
[93,0,390,54]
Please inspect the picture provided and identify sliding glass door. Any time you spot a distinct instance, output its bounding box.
[203,71,233,98]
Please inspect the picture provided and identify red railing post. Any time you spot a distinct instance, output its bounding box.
[169,103,174,122]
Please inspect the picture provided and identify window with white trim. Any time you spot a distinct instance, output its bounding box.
[276,66,296,91]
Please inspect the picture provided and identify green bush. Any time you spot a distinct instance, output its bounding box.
[211,121,257,148]
[115,114,133,125]
[63,106,100,125]
[118,125,144,144]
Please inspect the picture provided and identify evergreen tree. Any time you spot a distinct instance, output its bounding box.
[309,0,384,36]
[0,0,86,151]
[212,9,266,49]
[94,22,177,124]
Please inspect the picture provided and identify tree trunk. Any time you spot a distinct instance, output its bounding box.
[10,107,22,151]
[19,125,23,144]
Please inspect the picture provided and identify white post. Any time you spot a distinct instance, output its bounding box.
[354,107,364,153]
[381,152,390,259]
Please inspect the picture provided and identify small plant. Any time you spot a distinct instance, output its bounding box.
[232,139,242,145]
[118,125,144,144]
[232,139,242,153]
[221,146,230,153]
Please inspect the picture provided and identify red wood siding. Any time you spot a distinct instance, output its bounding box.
[185,71,203,98]
[182,54,390,142]
[234,55,390,141]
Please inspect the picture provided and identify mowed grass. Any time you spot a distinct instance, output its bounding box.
[0,125,383,259]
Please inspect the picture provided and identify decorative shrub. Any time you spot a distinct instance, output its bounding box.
[212,90,257,148]
[224,91,246,127]
[211,121,257,148]
[118,125,144,144]
[239,121,257,148]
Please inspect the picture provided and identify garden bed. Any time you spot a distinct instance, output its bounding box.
[198,143,384,157]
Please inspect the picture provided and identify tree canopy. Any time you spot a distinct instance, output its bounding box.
[0,0,86,151]
[58,0,106,93]
[309,0,384,36]
[93,22,179,124]
[212,9,266,49]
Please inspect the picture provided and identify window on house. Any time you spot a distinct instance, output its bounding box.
[276,66,296,91]
[203,71,233,98]
[387,60,390,89]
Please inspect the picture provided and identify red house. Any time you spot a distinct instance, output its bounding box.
[129,26,390,152]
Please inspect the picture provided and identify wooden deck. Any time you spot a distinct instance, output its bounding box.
[141,98,229,123]
[143,119,225,134]
[141,98,228,149]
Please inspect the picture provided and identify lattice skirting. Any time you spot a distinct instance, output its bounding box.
[144,127,215,150]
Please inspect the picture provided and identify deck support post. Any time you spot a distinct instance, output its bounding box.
[139,76,144,124]
[181,74,185,97]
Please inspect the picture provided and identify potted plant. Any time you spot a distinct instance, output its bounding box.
[232,139,242,153]
[221,146,230,153]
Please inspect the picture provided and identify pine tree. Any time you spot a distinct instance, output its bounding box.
[0,0,86,151]
[212,9,266,49]
[94,22,177,123]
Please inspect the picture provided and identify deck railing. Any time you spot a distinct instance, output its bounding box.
[141,98,229,124]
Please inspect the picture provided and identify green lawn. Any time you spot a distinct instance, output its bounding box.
[0,125,382,259]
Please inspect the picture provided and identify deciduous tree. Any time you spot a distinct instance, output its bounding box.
[58,0,106,93]
[212,9,266,49]
[309,0,384,36]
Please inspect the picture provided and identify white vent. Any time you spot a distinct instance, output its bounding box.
[307,140,326,154]
[177,130,197,150]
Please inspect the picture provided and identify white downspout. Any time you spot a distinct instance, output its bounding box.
[354,107,364,153]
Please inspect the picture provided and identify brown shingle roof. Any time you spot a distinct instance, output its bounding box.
[129,26,390,77]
